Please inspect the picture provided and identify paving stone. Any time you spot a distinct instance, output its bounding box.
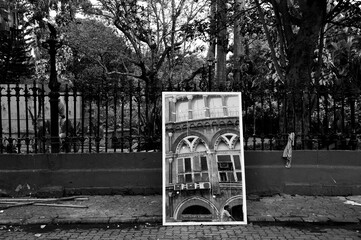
[0,194,360,226]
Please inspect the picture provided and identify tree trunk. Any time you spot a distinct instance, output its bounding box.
[207,1,217,90]
[283,1,327,136]
[233,0,245,89]
[215,0,227,90]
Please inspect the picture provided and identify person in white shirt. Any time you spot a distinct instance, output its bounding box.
[221,205,235,222]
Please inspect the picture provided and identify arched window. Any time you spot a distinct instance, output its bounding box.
[214,133,242,183]
[176,136,209,184]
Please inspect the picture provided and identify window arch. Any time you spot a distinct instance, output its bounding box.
[214,133,240,151]
[214,133,242,183]
[175,136,210,184]
[176,136,209,153]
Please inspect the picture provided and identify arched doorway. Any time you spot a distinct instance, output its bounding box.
[180,205,212,222]
[230,205,244,221]
[182,205,211,214]
[174,197,218,222]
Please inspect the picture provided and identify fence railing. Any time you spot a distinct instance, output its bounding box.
[1,81,361,154]
[0,82,161,154]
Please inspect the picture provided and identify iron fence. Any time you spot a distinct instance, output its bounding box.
[0,81,161,154]
[1,81,361,154]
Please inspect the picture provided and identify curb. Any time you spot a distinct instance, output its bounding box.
[0,216,163,226]
[1,217,361,226]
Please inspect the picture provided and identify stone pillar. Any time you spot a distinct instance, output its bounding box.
[203,95,210,118]
[187,95,193,120]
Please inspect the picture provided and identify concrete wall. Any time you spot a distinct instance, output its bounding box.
[0,151,360,196]
[244,151,361,196]
[0,153,162,196]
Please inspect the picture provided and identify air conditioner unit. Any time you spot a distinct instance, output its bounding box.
[218,162,233,170]
[174,184,183,191]
[198,182,211,189]
[166,185,174,191]
[186,183,196,190]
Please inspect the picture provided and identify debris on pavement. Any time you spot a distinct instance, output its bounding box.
[0,196,89,209]
[344,200,361,206]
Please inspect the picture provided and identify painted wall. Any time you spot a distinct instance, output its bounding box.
[0,153,162,196]
[0,151,360,196]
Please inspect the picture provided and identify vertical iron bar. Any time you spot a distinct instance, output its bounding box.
[350,97,355,132]
[252,102,256,150]
[81,92,85,153]
[137,81,141,152]
[301,91,305,150]
[15,84,21,153]
[260,93,264,150]
[96,86,101,152]
[308,92,312,149]
[64,85,69,153]
[277,96,281,150]
[292,91,296,133]
[129,80,133,152]
[41,85,46,152]
[88,99,92,152]
[73,88,77,152]
[145,80,149,140]
[341,94,345,134]
[333,95,338,149]
[283,91,287,135]
[0,86,3,153]
[65,85,69,138]
[121,91,124,153]
[268,94,273,150]
[113,84,117,152]
[105,93,109,153]
[317,91,320,134]
[324,93,329,150]
[24,85,30,153]
[32,82,38,153]
[7,84,12,150]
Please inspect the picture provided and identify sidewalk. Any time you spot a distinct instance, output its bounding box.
[0,194,360,225]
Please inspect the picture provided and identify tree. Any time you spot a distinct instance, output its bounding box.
[253,0,361,134]
[63,18,130,91]
[0,1,34,83]
[232,0,246,88]
[215,0,228,89]
[92,0,210,143]
[17,0,94,83]
[0,27,35,83]
[325,27,361,134]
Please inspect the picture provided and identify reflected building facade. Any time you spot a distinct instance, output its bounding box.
[164,93,244,222]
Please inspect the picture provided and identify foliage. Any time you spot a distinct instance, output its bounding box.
[90,0,210,142]
[0,28,35,83]
[326,27,361,95]
[62,18,130,92]
[0,1,35,83]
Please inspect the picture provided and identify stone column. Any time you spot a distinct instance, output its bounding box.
[187,95,193,120]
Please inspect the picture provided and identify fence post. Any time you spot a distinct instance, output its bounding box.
[43,23,61,153]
